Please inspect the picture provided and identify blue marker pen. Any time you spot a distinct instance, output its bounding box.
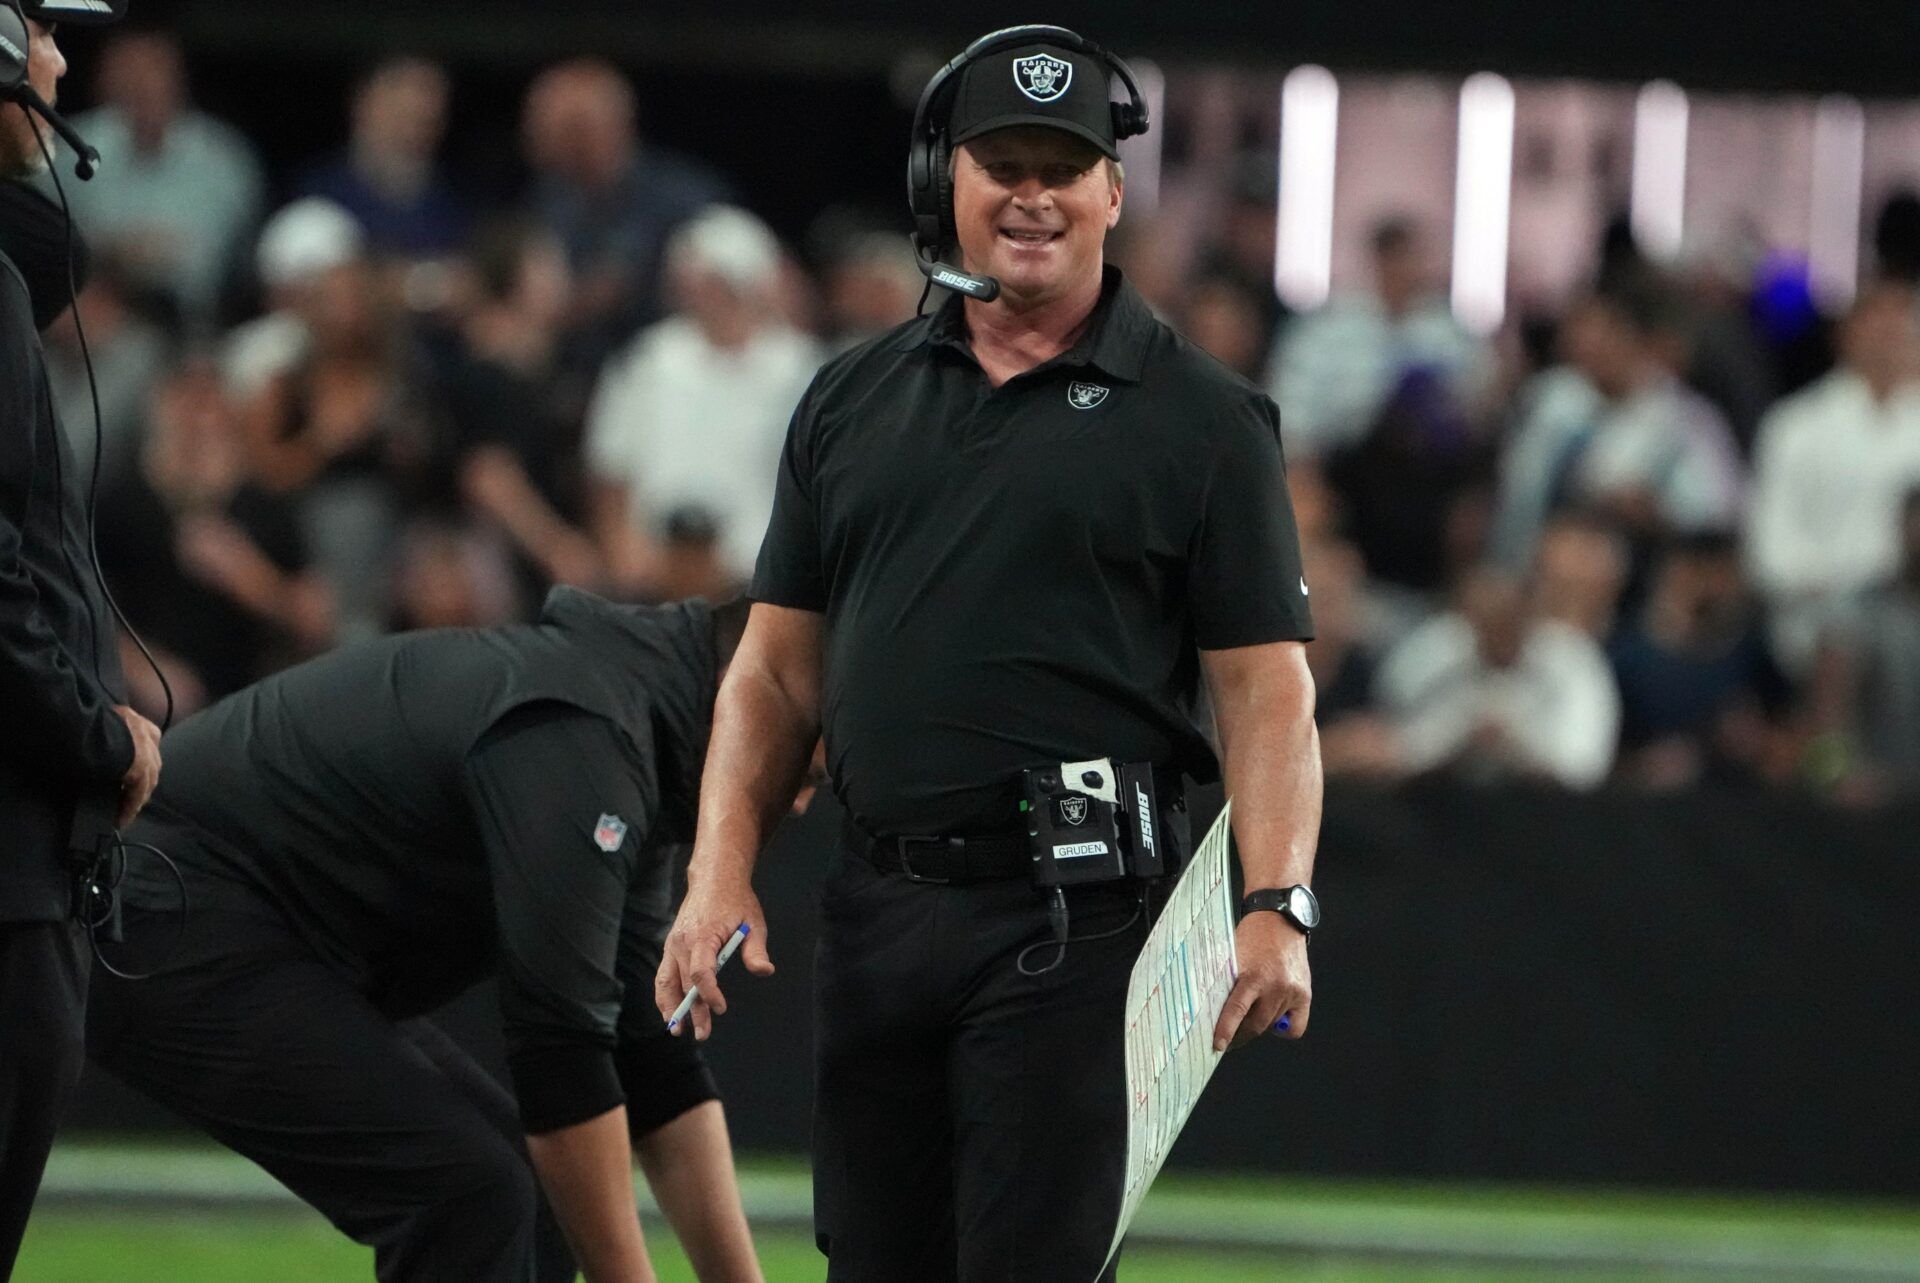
[666,923,749,1033]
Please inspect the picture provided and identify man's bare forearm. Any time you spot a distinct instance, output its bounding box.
[1226,711,1322,890]
[1203,643,1323,1048]
[635,1101,763,1283]
[526,1106,655,1283]
[1210,647,1323,890]
[689,662,819,888]
[658,606,821,1031]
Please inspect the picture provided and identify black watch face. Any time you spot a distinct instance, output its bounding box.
[1288,886,1321,930]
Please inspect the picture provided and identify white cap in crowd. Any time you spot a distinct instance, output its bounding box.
[256,198,366,290]
[665,205,782,293]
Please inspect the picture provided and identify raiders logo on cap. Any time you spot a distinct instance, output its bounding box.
[1013,52,1072,103]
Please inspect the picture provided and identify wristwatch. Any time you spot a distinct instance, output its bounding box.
[1240,885,1320,938]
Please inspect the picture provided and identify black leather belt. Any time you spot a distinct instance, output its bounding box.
[864,831,1029,884]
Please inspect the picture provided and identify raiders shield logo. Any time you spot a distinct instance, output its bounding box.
[1059,796,1090,826]
[1068,381,1110,410]
[593,813,628,853]
[1013,53,1073,103]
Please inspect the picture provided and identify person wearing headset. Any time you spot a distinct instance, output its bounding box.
[0,3,162,1275]
[657,24,1324,1281]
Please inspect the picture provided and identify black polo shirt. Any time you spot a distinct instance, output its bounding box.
[751,265,1313,836]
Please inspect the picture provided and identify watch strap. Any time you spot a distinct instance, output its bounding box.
[1241,885,1315,936]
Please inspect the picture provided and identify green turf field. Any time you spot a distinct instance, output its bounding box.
[17,1145,1920,1281]
[13,1212,1823,1283]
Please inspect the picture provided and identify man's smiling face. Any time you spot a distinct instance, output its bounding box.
[950,126,1121,307]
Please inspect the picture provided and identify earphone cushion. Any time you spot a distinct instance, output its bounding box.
[933,134,956,246]
[0,2,30,94]
[908,135,941,249]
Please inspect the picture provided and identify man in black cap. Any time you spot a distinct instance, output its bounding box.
[0,3,161,1274]
[86,590,765,1283]
[658,24,1324,1281]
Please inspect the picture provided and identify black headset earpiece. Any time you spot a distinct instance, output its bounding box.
[1104,50,1152,141]
[931,131,956,247]
[906,112,943,253]
[0,0,32,95]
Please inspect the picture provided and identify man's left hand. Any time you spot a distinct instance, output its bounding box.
[1213,911,1311,1052]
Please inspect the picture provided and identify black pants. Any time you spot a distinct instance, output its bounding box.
[0,919,89,1281]
[87,904,576,1283]
[812,842,1159,1282]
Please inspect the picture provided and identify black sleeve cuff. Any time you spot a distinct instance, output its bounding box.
[509,1040,626,1136]
[616,1030,720,1136]
[92,705,137,784]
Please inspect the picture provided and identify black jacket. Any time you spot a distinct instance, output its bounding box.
[130,589,716,983]
[126,589,717,1130]
[0,214,132,922]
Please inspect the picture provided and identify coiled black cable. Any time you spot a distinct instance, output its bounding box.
[1016,884,1148,978]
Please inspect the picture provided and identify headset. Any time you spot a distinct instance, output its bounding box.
[906,23,1150,303]
[0,2,25,87]
[4,1,183,978]
[0,0,101,179]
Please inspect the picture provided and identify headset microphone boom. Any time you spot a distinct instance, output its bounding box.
[0,0,104,179]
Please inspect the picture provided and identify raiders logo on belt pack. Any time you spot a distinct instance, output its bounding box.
[1022,757,1172,889]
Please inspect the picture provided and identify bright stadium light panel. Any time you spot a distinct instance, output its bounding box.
[1276,64,1339,311]
[1631,81,1690,262]
[1452,72,1515,335]
[1809,94,1866,308]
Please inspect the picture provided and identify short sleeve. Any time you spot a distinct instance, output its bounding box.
[749,377,828,611]
[1189,394,1316,649]
[463,702,657,1133]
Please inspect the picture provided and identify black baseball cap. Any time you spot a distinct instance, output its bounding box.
[946,40,1119,161]
[20,0,128,25]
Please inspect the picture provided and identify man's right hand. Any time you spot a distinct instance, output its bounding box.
[655,878,774,1042]
[113,704,162,828]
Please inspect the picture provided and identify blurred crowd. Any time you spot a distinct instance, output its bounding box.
[44,33,1920,803]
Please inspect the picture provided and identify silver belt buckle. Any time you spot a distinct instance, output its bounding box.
[895,835,957,884]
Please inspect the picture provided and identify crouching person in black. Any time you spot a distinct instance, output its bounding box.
[86,588,763,1283]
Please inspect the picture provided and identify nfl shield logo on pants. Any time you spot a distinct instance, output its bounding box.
[593,813,628,853]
